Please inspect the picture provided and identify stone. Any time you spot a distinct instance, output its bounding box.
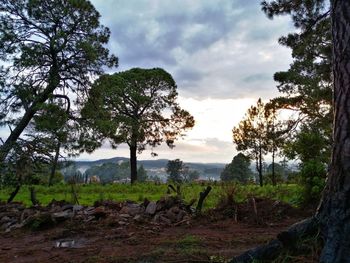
[165,210,177,223]
[52,210,74,221]
[0,216,11,224]
[73,205,83,212]
[92,207,107,219]
[145,202,157,215]
[119,214,131,219]
[159,215,171,225]
[62,204,74,211]
[176,210,187,222]
[133,215,143,223]
[119,204,143,216]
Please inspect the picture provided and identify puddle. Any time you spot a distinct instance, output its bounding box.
[55,239,85,248]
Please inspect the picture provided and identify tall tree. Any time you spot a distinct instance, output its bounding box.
[233,98,268,186]
[231,1,350,262]
[261,0,332,176]
[81,68,194,184]
[318,1,350,261]
[0,0,117,163]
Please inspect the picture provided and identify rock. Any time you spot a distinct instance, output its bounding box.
[84,207,96,215]
[73,205,83,212]
[120,204,143,216]
[62,204,74,211]
[119,214,131,219]
[176,210,187,222]
[159,215,172,225]
[145,202,157,215]
[5,223,24,233]
[52,211,74,221]
[118,221,127,225]
[133,215,144,223]
[165,210,177,223]
[0,216,11,224]
[91,207,107,219]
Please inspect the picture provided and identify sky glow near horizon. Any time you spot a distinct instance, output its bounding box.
[1,0,295,164]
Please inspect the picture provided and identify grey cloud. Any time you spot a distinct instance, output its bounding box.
[243,73,272,83]
[91,0,293,100]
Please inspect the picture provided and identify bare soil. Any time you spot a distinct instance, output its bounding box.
[0,199,314,263]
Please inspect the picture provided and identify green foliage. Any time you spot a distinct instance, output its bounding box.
[0,183,304,208]
[0,0,117,190]
[84,162,131,183]
[300,160,326,202]
[220,153,253,183]
[167,159,184,183]
[233,99,286,186]
[137,165,148,182]
[81,68,194,182]
[261,0,331,200]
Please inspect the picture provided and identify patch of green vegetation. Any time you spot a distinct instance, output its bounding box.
[0,182,304,208]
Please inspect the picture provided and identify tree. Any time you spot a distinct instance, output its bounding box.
[187,170,200,182]
[0,0,117,163]
[220,153,252,183]
[233,98,268,186]
[317,1,350,260]
[261,0,332,186]
[231,1,350,261]
[82,68,194,184]
[137,165,148,182]
[167,159,184,183]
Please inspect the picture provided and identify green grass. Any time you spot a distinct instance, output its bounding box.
[0,182,303,208]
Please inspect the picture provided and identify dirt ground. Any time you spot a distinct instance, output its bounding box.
[0,199,315,263]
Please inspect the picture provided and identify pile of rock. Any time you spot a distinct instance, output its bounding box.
[0,195,194,232]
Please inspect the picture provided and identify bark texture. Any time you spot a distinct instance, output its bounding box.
[130,144,137,184]
[318,1,350,262]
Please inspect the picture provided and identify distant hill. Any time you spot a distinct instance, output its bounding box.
[64,157,226,180]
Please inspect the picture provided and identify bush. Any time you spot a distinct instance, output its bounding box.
[300,160,326,203]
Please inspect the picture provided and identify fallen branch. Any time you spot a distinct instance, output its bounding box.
[229,216,320,263]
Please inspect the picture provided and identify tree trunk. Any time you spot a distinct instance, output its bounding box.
[259,145,263,187]
[230,2,350,263]
[7,185,21,203]
[130,143,137,184]
[0,63,60,163]
[272,146,276,186]
[318,2,350,262]
[48,141,60,186]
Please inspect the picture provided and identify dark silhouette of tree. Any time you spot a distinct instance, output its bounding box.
[81,68,194,184]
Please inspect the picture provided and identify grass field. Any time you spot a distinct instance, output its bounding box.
[0,182,303,208]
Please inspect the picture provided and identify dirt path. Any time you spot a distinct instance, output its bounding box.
[0,216,307,263]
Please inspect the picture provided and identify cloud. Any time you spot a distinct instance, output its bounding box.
[91,0,293,100]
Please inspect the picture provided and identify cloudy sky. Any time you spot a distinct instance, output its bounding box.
[73,0,293,163]
[75,0,295,164]
[1,0,294,164]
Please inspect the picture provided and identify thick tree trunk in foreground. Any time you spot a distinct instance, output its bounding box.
[231,1,350,262]
[130,144,138,184]
[318,1,350,262]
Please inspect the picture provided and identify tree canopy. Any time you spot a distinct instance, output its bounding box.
[220,153,252,183]
[0,0,117,164]
[81,68,195,183]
